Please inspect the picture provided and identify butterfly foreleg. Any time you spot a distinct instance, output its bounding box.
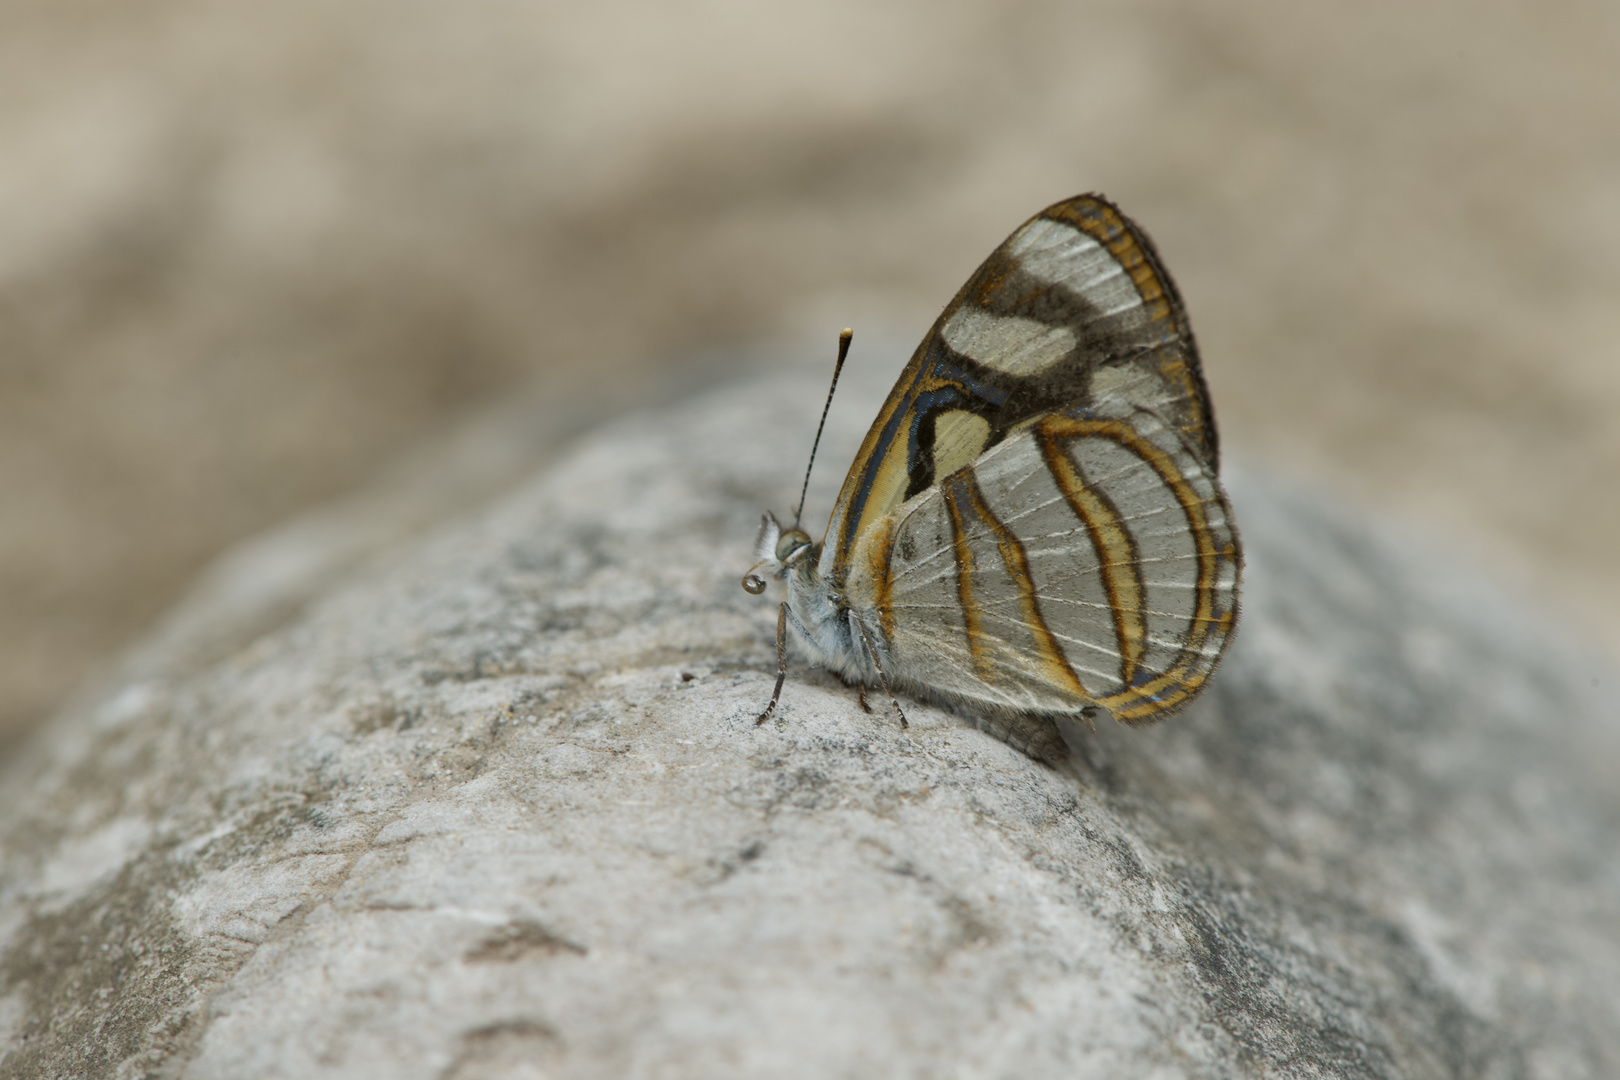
[849,612,907,729]
[753,602,790,726]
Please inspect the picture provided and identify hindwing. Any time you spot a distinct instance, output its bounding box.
[844,399,1239,726]
[819,193,1217,585]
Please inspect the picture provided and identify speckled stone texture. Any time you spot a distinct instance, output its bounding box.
[1,364,1617,1079]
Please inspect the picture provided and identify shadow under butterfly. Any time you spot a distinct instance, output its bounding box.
[743,194,1241,763]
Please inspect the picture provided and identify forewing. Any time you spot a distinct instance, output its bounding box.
[820,193,1217,583]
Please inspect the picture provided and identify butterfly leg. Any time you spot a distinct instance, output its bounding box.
[857,685,873,714]
[850,613,907,729]
[754,602,790,726]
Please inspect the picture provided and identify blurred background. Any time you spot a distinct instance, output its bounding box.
[2,0,1617,751]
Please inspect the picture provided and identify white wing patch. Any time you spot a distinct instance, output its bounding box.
[1007,217,1140,317]
[941,308,1076,375]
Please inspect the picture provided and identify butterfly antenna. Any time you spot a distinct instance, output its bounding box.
[792,328,853,529]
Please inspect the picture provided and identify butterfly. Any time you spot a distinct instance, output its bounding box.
[742,194,1241,762]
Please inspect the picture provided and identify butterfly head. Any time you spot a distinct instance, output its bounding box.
[741,512,818,595]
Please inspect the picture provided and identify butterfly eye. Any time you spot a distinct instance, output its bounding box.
[775,529,813,564]
[741,574,767,595]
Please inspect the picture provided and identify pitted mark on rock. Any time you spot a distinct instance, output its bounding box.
[441,1018,561,1080]
[464,920,586,964]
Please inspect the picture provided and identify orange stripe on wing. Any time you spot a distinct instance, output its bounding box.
[1037,428,1147,687]
[865,514,898,642]
[947,470,1091,701]
[1037,414,1233,722]
[942,473,992,681]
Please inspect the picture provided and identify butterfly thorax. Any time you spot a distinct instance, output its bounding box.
[785,562,863,679]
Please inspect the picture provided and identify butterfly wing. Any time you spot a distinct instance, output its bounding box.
[820,193,1217,584]
[832,194,1240,735]
[844,398,1239,725]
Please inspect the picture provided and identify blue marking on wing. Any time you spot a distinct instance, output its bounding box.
[836,376,919,561]
[926,341,1011,410]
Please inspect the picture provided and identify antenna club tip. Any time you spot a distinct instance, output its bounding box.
[839,327,853,341]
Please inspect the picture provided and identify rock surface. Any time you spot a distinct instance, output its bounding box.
[1,364,1618,1079]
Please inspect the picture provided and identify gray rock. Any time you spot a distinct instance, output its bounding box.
[1,363,1617,1079]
